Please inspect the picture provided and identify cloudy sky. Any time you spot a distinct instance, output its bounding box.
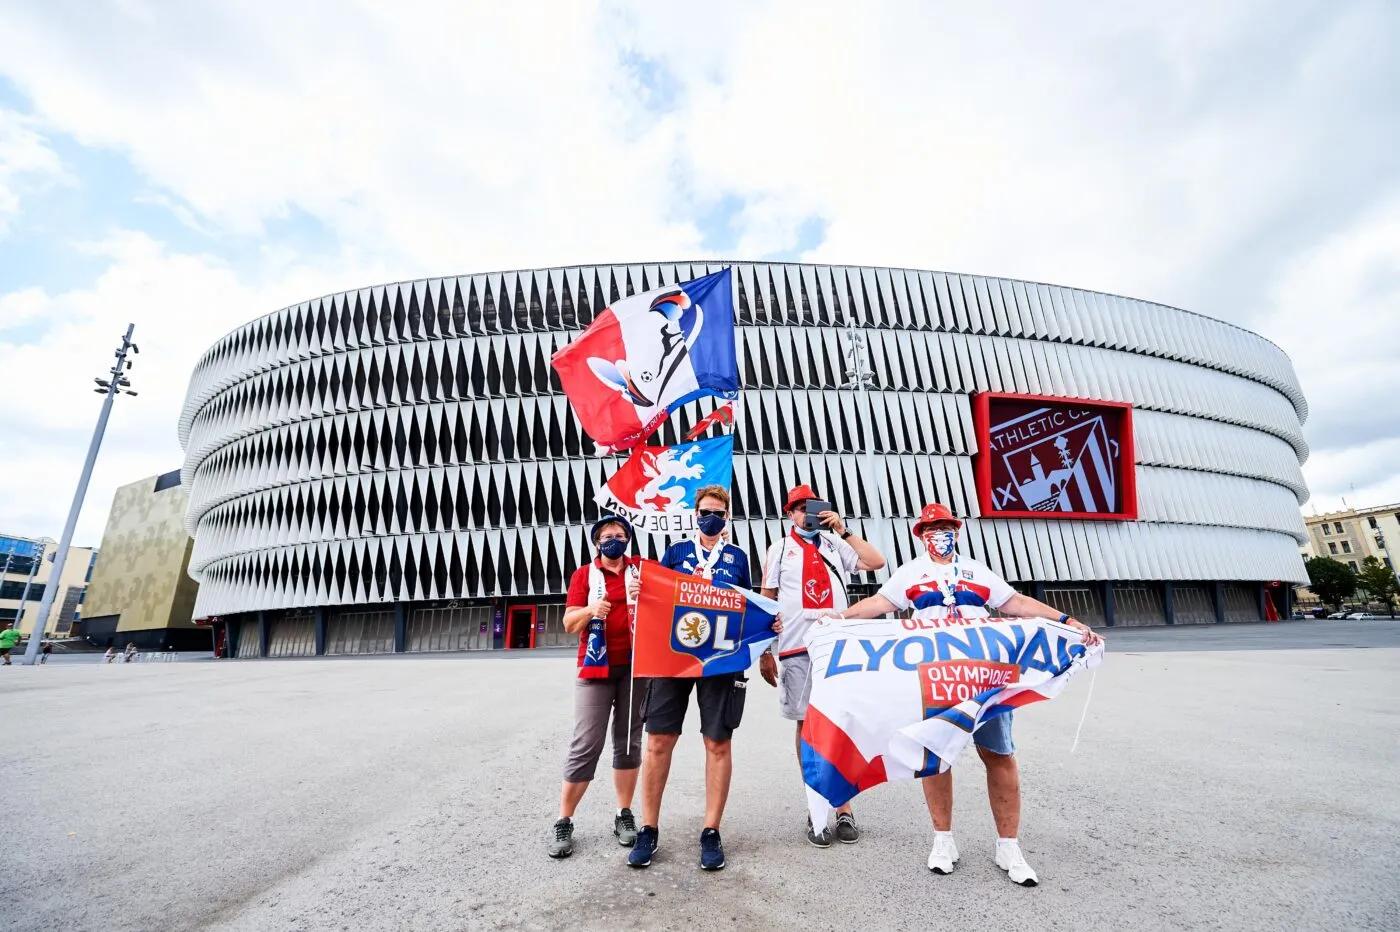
[0,0,1396,546]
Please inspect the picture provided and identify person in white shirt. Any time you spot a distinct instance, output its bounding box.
[759,484,885,847]
[829,502,1102,886]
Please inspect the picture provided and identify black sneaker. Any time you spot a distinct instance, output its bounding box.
[614,808,638,847]
[834,812,859,844]
[699,827,725,871]
[806,816,832,848]
[629,825,659,867]
[548,817,574,859]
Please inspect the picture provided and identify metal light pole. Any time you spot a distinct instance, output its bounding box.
[841,320,893,579]
[22,325,139,664]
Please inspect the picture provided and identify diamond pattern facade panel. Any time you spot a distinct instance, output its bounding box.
[179,263,1310,620]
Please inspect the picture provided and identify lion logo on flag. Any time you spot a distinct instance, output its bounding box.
[675,611,711,648]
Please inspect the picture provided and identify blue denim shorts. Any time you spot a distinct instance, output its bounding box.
[973,711,1015,756]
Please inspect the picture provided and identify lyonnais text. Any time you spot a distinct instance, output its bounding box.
[674,579,745,613]
[919,660,1019,707]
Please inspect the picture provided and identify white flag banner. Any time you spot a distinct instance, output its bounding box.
[799,615,1104,829]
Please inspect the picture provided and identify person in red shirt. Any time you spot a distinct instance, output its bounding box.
[548,515,646,859]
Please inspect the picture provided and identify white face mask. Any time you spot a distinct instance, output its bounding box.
[923,530,957,559]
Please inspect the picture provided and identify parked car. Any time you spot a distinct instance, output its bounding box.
[1327,611,1354,619]
[1347,612,1387,620]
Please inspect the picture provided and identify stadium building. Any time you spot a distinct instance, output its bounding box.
[178,263,1310,658]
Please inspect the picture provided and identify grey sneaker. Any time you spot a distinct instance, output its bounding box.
[807,816,832,848]
[834,812,859,844]
[614,808,638,847]
[548,817,574,858]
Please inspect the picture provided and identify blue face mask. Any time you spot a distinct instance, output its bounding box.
[795,526,821,541]
[697,513,727,537]
[598,538,628,559]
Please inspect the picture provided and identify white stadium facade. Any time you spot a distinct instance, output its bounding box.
[178,262,1310,658]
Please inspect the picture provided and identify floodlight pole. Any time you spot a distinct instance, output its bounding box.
[22,324,137,664]
[842,320,893,579]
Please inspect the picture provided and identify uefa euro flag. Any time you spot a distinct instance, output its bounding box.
[632,559,777,678]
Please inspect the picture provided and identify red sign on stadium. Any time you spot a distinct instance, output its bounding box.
[972,393,1136,521]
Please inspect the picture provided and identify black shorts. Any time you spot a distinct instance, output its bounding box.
[643,673,747,742]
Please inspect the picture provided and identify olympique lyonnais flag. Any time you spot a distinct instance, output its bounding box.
[551,269,738,452]
[684,400,739,441]
[632,559,778,678]
[800,615,1104,830]
[593,435,734,537]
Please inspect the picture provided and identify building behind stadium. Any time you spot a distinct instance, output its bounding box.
[178,262,1310,658]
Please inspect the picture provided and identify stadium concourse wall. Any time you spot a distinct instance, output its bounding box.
[176,262,1309,657]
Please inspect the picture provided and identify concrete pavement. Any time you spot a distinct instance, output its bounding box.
[3,621,1397,931]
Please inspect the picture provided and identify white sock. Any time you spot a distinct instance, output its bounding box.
[935,830,954,839]
[997,837,1018,847]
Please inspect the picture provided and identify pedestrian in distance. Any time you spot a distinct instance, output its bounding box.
[549,515,646,859]
[759,484,886,846]
[40,641,52,664]
[628,485,782,871]
[0,622,21,665]
[103,647,116,663]
[123,642,137,662]
[828,503,1103,886]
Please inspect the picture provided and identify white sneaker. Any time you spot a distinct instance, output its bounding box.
[995,840,1039,886]
[926,832,959,874]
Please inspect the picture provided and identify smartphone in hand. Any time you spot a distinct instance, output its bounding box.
[802,499,834,531]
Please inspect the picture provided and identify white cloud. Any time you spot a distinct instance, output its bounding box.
[0,0,1396,541]
[0,108,66,235]
[0,231,399,543]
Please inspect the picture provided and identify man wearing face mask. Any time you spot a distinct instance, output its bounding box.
[548,515,645,859]
[759,484,886,847]
[828,503,1103,886]
[628,485,774,871]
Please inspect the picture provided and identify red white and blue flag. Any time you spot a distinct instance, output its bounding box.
[632,560,777,678]
[593,435,733,537]
[799,615,1103,829]
[551,269,738,452]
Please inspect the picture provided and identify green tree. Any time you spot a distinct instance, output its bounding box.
[1356,556,1399,617]
[1304,556,1357,611]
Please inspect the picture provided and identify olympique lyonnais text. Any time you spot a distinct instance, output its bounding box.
[674,580,745,613]
[825,625,1086,677]
[920,661,1020,705]
[987,406,1095,453]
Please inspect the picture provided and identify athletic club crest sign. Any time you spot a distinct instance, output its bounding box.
[972,393,1137,521]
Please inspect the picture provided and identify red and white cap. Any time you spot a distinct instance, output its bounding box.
[911,502,963,536]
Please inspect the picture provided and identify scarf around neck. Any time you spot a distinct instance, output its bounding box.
[791,529,834,610]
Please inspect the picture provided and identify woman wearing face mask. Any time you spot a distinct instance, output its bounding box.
[827,502,1102,887]
[548,514,645,860]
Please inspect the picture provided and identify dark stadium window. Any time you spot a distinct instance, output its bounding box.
[409,353,425,401]
[0,581,44,600]
[559,281,576,329]
[467,281,483,333]
[529,279,545,330]
[515,279,532,331]
[451,282,468,334]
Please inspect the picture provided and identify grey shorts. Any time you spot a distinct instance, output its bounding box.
[779,653,813,721]
[562,671,646,783]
